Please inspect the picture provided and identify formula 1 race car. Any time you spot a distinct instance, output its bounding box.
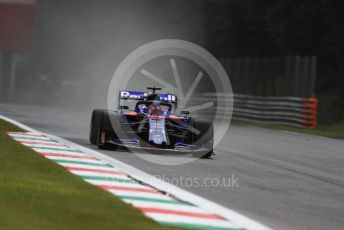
[89,86,214,158]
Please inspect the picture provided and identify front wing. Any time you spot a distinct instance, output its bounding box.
[106,139,210,154]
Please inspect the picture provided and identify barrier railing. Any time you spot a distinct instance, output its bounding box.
[192,94,318,129]
[231,94,318,128]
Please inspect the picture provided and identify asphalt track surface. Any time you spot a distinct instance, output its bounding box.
[1,103,344,230]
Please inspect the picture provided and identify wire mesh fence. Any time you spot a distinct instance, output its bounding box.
[221,56,317,98]
[216,56,318,128]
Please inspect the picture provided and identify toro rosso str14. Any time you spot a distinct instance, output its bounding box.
[89,87,214,158]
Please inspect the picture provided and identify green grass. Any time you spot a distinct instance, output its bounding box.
[232,120,344,139]
[0,119,179,230]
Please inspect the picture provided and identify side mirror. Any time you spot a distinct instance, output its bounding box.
[181,111,190,115]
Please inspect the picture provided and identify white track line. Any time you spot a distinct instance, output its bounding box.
[144,213,237,228]
[0,115,272,230]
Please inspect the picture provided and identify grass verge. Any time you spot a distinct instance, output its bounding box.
[0,118,178,230]
[232,120,344,139]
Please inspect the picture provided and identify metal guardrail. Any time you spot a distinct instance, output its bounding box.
[195,94,318,129]
[232,94,318,128]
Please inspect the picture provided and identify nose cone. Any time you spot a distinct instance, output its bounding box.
[148,117,167,145]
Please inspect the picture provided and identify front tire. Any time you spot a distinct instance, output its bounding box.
[90,109,105,145]
[97,110,120,150]
[191,118,214,159]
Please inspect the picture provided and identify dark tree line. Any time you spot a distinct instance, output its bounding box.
[203,0,344,123]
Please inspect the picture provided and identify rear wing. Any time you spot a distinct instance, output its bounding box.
[119,91,147,100]
[118,90,177,108]
[160,93,177,103]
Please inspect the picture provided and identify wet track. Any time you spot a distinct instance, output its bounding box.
[1,103,344,230]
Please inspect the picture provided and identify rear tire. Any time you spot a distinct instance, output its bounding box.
[191,118,214,159]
